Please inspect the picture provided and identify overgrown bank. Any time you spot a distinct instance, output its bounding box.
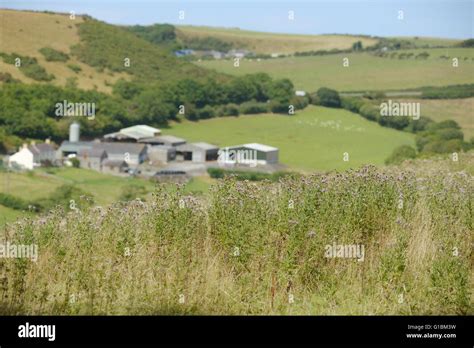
[0,157,471,315]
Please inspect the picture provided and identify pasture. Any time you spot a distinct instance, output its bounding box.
[195,50,474,92]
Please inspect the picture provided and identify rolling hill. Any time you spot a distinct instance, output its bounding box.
[195,50,474,92]
[0,9,216,92]
[176,25,379,54]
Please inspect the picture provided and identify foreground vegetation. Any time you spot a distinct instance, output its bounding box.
[0,154,472,315]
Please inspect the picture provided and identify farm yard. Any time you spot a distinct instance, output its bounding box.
[196,49,474,92]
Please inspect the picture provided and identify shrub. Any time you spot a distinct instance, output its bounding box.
[239,100,269,114]
[67,64,82,73]
[289,96,309,110]
[119,184,148,202]
[359,103,379,121]
[39,47,69,62]
[219,103,240,117]
[378,115,410,130]
[196,105,215,119]
[385,145,417,165]
[314,87,341,108]
[0,192,31,210]
[269,99,290,114]
[70,158,80,168]
[341,97,365,113]
[404,116,434,133]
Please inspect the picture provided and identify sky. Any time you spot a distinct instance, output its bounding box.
[1,0,473,39]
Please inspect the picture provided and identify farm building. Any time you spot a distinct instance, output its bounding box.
[176,142,219,162]
[102,160,128,175]
[147,145,176,164]
[201,50,225,59]
[227,49,253,58]
[138,135,186,147]
[104,125,161,142]
[92,143,147,166]
[57,141,94,158]
[78,148,107,171]
[221,143,279,165]
[8,141,56,170]
[175,49,195,57]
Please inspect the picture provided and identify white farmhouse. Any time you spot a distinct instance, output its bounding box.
[8,142,56,170]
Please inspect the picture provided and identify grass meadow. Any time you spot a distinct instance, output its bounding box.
[196,50,474,92]
[0,154,472,315]
[169,106,415,172]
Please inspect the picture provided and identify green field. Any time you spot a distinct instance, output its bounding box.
[0,168,213,226]
[196,50,474,92]
[168,106,415,172]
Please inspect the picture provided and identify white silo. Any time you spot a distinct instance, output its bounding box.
[69,122,80,142]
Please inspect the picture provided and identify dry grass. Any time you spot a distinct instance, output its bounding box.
[176,25,378,54]
[0,9,130,93]
[398,98,474,139]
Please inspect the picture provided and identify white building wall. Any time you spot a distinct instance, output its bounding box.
[8,148,34,170]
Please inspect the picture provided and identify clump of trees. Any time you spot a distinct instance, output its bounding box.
[310,87,341,107]
[0,72,295,145]
[181,36,233,52]
[127,24,177,46]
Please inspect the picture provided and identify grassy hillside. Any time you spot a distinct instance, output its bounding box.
[394,98,474,139]
[0,9,130,93]
[176,26,379,54]
[0,10,217,92]
[196,50,474,92]
[1,154,471,315]
[168,106,414,171]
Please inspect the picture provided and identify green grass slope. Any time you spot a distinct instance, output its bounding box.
[196,50,474,92]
